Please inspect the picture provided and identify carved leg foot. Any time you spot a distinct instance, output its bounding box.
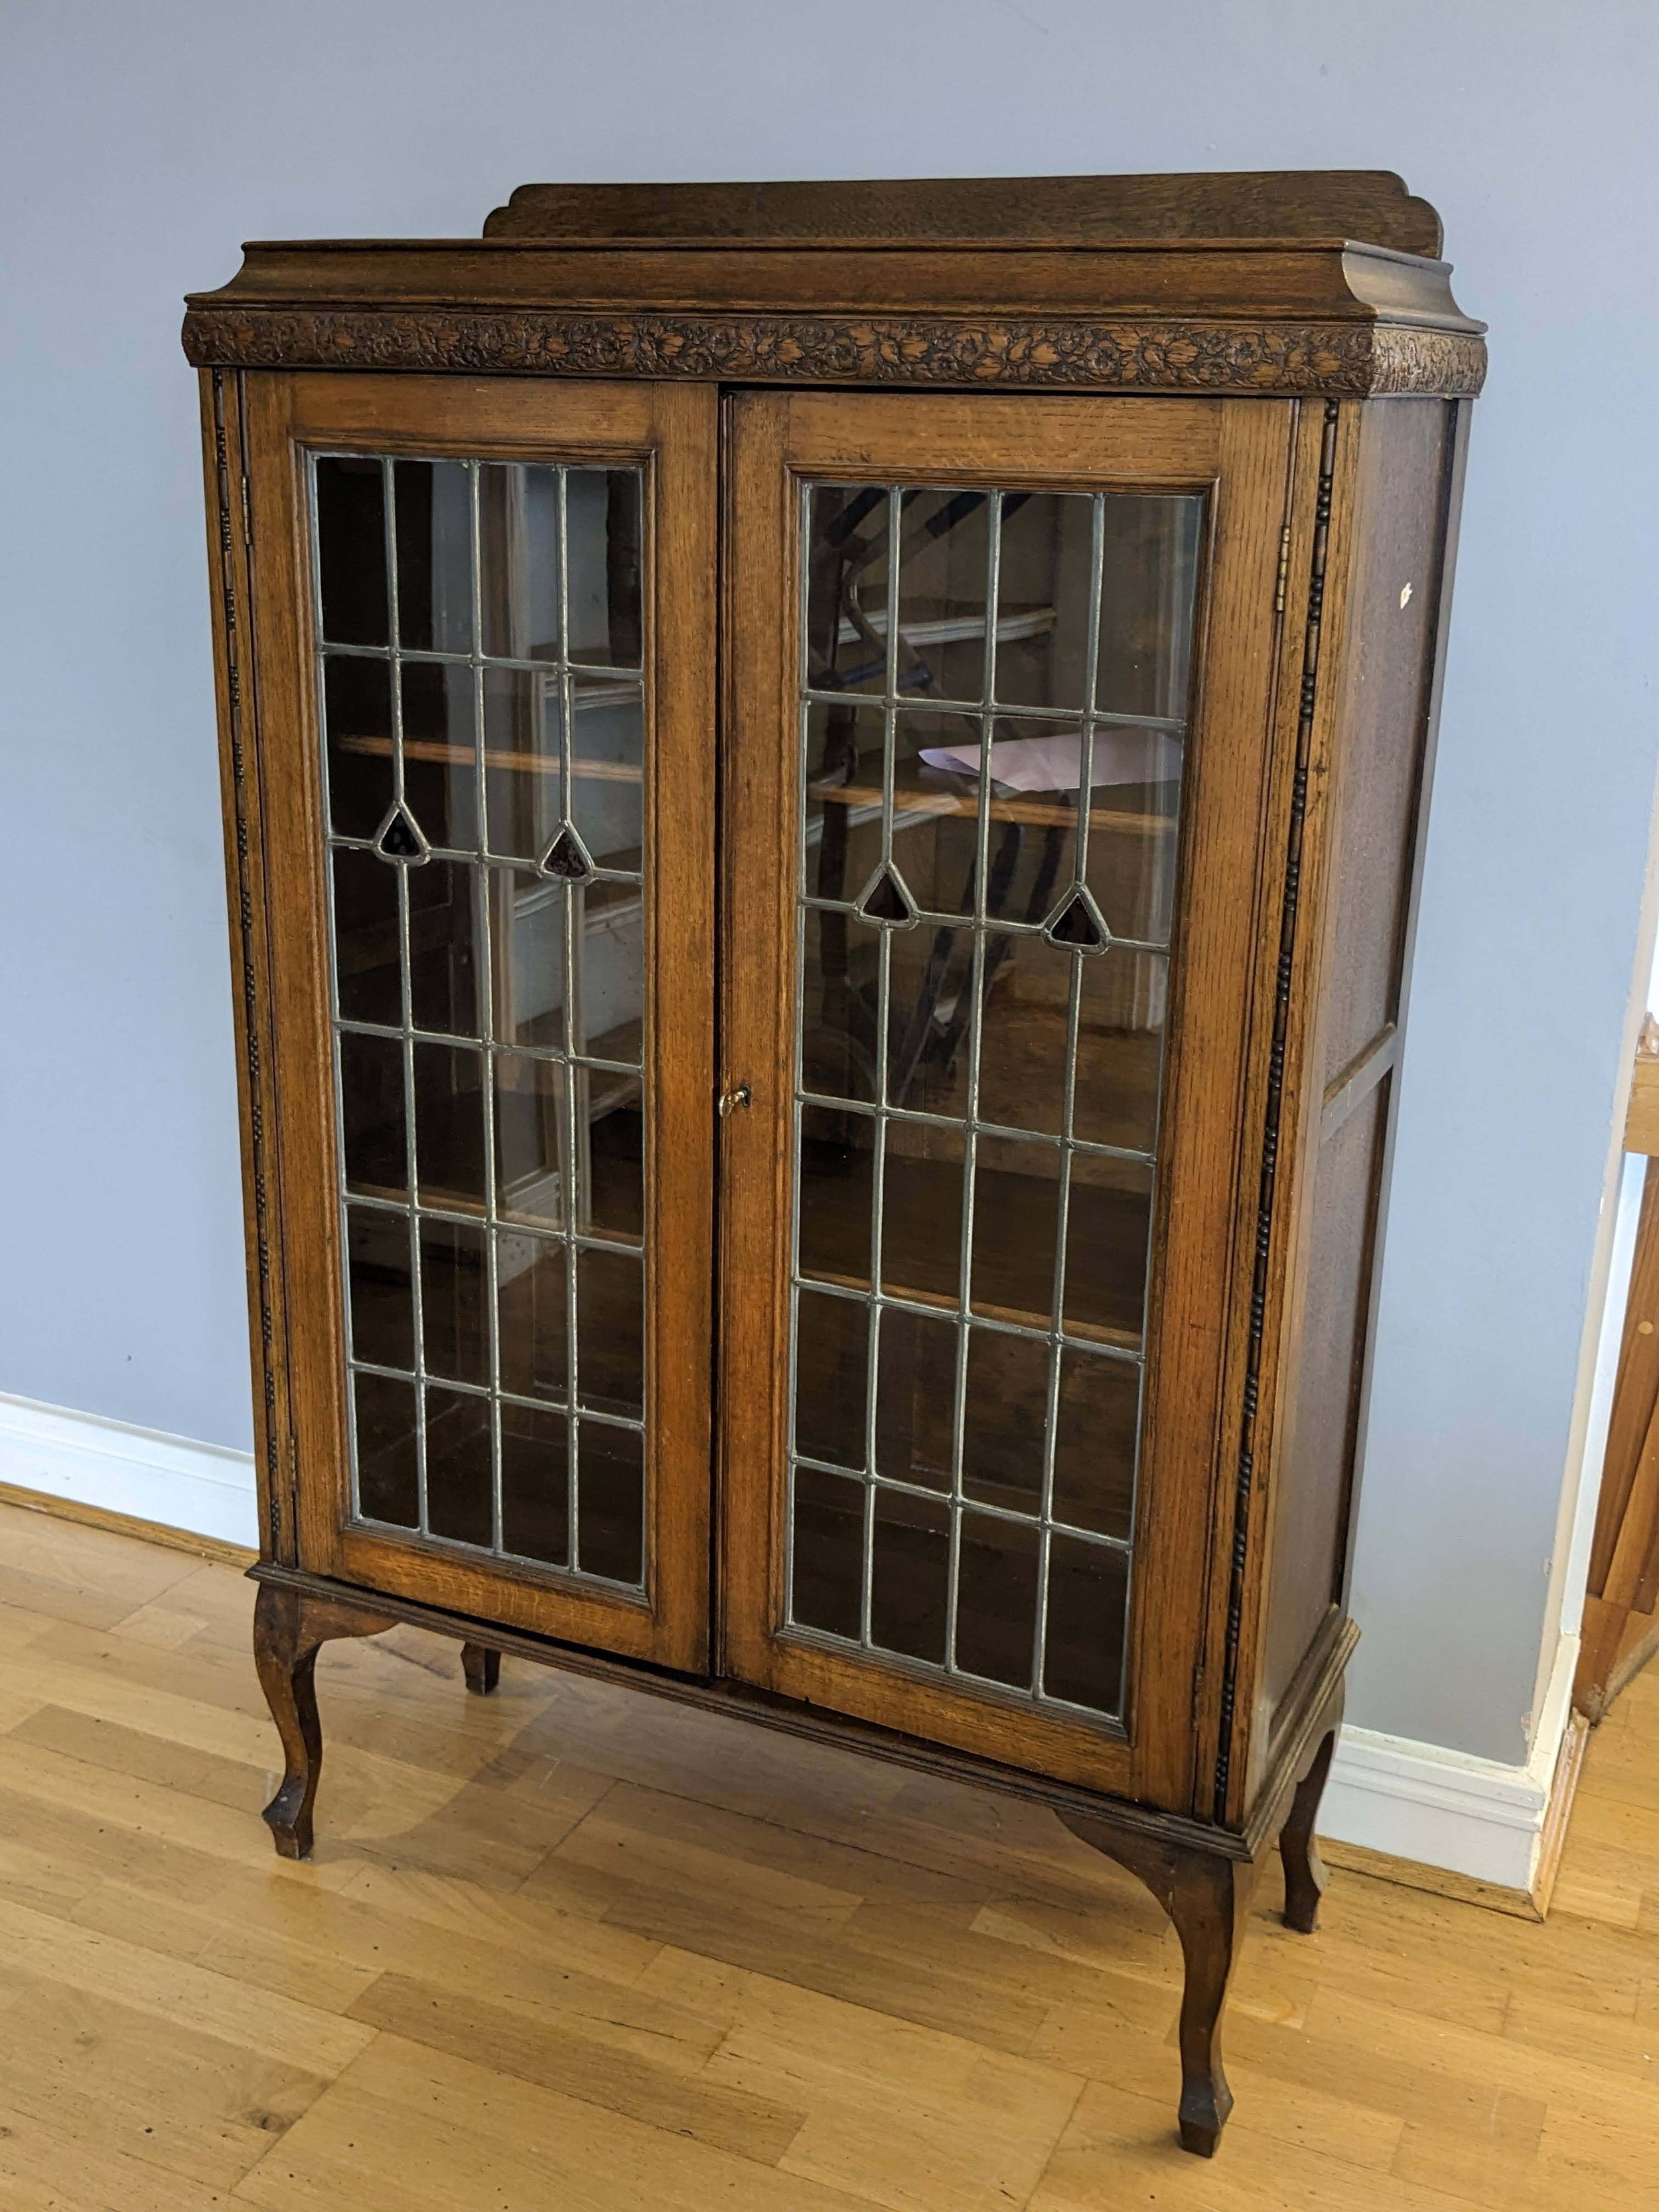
[252,1580,394,1861]
[1058,1811,1260,2158]
[462,1641,501,1696]
[1279,1685,1343,1936]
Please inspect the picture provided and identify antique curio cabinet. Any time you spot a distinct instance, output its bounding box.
[184,171,1482,2155]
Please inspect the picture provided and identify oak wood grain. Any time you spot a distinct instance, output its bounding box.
[0,1505,1651,2209]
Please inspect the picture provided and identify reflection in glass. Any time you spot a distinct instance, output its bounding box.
[313,451,649,1588]
[786,478,1202,1722]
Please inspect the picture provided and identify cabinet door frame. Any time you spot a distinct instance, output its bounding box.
[241,371,717,1672]
[717,388,1296,1806]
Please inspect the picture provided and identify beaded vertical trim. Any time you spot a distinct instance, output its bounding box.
[1212,398,1340,1822]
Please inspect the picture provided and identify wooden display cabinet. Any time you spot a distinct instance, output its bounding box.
[184,171,1482,2156]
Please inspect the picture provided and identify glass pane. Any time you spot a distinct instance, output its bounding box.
[345,1205,412,1372]
[408,861,480,1037]
[339,1029,405,1199]
[881,1125,964,1307]
[425,1385,492,1547]
[332,849,401,1028]
[1074,950,1166,1153]
[1064,1158,1154,1345]
[962,1328,1048,1514]
[1083,734,1183,947]
[955,1511,1038,1688]
[804,484,890,698]
[970,1136,1060,1326]
[483,667,561,863]
[401,662,478,851]
[1052,1349,1139,1542]
[797,1103,875,1289]
[885,917,975,1118]
[794,1288,868,1472]
[480,463,560,661]
[577,890,644,1068]
[873,1308,955,1491]
[497,1228,567,1404]
[494,1051,563,1226]
[353,1371,417,1526]
[585,1081,644,1246]
[495,870,567,1051]
[1096,498,1204,721]
[567,471,642,668]
[577,1246,643,1419]
[316,458,388,646]
[312,449,653,1591]
[870,1488,950,1664]
[790,1465,864,1639]
[895,486,992,703]
[1045,1536,1128,1716]
[577,1420,643,1584]
[420,1217,488,1387]
[413,1041,486,1211]
[393,459,472,655]
[994,494,1094,712]
[571,678,644,871]
[785,478,1202,1726]
[501,1400,568,1566]
[800,905,877,1104]
[976,930,1070,1137]
[323,655,394,840]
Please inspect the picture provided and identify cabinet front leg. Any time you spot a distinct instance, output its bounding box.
[251,1580,395,1861]
[461,1641,501,1696]
[1165,1854,1258,2155]
[1279,1684,1343,1935]
[1058,1812,1260,2158]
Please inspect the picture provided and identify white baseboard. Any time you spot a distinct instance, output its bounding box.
[1320,1630,1580,1892]
[0,1390,257,1550]
[0,1387,1589,1894]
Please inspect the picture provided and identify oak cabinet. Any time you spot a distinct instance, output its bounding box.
[184,171,1482,2156]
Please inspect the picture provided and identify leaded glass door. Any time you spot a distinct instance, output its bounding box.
[243,376,715,1672]
[719,392,1295,1804]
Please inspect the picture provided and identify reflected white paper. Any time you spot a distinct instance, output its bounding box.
[917,728,1181,793]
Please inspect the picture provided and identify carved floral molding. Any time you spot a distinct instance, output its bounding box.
[182,307,1486,398]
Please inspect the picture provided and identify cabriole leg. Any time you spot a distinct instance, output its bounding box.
[461,1641,501,1696]
[251,1580,394,1860]
[1058,1810,1261,2158]
[1279,1685,1344,1935]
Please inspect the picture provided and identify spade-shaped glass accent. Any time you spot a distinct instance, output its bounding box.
[854,861,916,928]
[538,824,593,883]
[1043,885,1110,953]
[374,802,429,863]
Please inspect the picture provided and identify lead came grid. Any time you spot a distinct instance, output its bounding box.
[311,451,648,1591]
[784,480,1202,1723]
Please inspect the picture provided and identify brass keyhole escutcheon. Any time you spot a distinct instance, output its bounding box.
[719,1084,752,1118]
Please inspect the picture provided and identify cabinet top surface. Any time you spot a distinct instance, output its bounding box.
[182,171,1484,398]
[475,171,1447,255]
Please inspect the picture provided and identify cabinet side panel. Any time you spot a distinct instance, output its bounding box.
[1320,402,1454,1086]
[1260,399,1462,1750]
[1263,1078,1389,1719]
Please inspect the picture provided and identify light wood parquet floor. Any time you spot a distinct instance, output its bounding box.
[0,1499,1656,2210]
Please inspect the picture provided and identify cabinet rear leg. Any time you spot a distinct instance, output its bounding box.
[1058,1811,1260,2158]
[461,1641,501,1696]
[252,1580,394,1861]
[1279,1685,1343,1935]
